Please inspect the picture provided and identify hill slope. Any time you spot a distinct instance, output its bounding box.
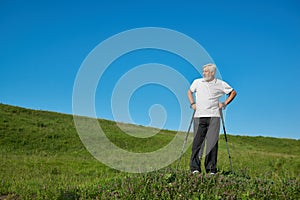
[0,103,299,199]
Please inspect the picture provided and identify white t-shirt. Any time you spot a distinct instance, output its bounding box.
[190,78,233,117]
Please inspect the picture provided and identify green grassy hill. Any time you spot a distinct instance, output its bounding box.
[0,103,299,199]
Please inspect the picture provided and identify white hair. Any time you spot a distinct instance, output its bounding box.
[202,63,216,74]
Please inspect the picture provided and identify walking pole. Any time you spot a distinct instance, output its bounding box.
[219,109,233,173]
[176,110,196,171]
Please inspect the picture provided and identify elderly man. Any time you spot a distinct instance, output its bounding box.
[188,63,236,174]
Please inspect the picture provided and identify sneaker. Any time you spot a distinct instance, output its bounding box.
[192,170,200,174]
[210,172,216,175]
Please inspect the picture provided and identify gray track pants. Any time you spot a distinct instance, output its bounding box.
[190,117,220,173]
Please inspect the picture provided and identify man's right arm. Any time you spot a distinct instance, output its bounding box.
[187,89,196,110]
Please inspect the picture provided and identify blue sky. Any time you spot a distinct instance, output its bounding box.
[1,0,300,139]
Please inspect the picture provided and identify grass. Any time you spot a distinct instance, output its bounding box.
[0,103,299,199]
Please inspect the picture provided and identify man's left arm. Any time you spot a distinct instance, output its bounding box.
[219,90,237,109]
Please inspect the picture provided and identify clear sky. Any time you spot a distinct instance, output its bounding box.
[1,0,299,139]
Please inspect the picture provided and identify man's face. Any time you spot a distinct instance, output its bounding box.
[202,67,214,81]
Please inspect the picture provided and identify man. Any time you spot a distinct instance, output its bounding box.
[187,63,236,174]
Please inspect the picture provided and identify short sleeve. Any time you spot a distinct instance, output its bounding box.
[222,81,233,94]
[189,80,197,92]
